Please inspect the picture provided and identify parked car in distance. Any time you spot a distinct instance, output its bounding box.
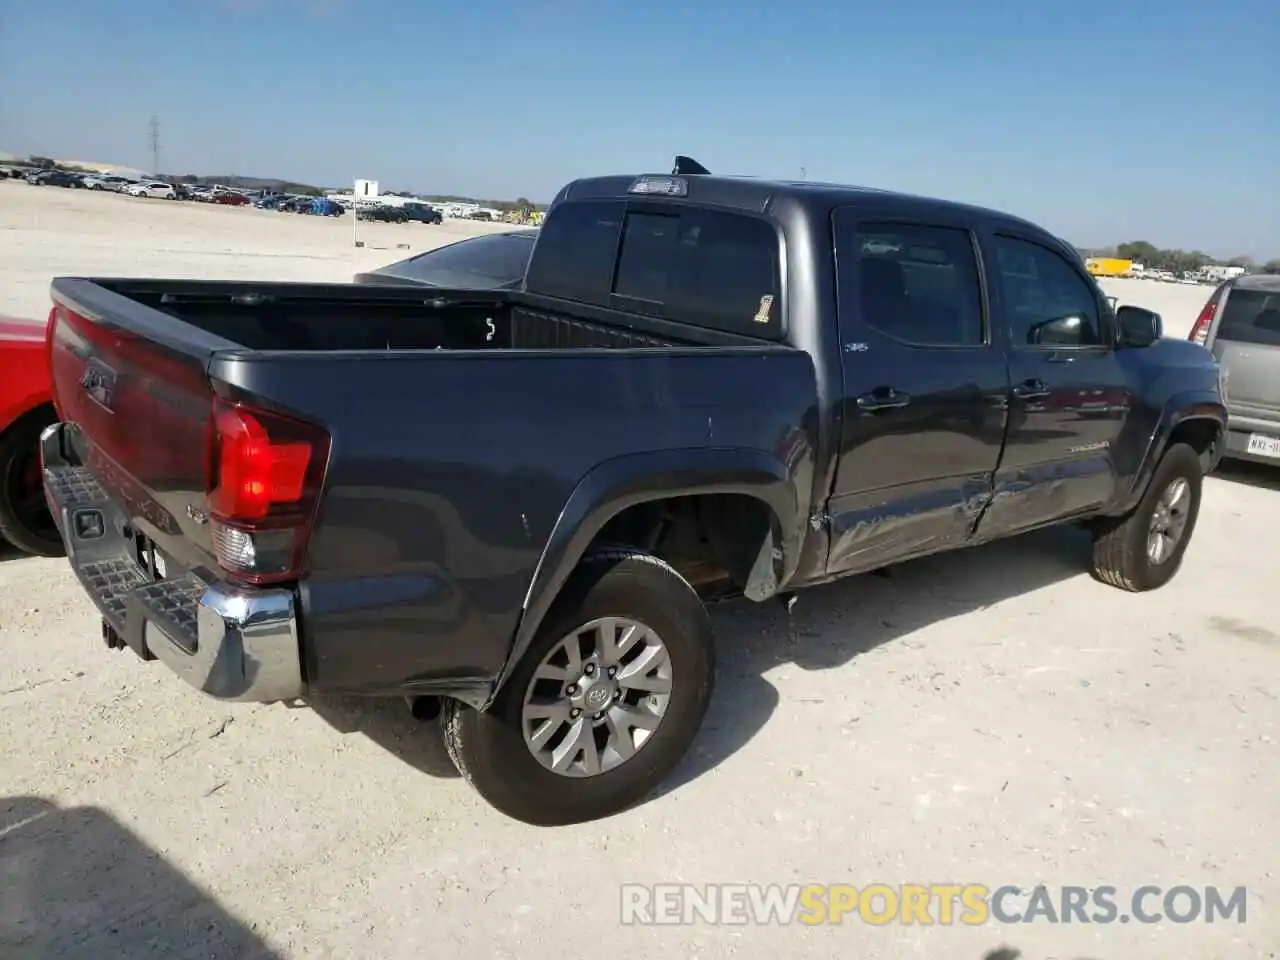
[402,202,443,225]
[465,210,493,221]
[354,229,538,289]
[212,191,250,206]
[310,197,345,217]
[82,175,131,191]
[126,181,177,199]
[1188,274,1280,465]
[0,313,61,557]
[357,205,409,223]
[39,158,1226,826]
[30,170,82,188]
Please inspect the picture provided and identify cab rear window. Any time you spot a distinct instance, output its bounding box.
[527,199,783,339]
[1218,288,1280,347]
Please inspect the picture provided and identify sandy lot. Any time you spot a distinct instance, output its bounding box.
[0,180,516,320]
[1,183,1276,960]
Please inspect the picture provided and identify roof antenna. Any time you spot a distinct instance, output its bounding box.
[672,155,710,176]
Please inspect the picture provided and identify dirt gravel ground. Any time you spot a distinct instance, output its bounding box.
[1,182,1276,960]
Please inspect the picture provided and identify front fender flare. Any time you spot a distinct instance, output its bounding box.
[1127,390,1226,510]
[489,447,803,704]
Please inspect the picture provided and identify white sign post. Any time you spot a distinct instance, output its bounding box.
[352,178,378,247]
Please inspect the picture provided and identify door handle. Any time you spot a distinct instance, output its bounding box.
[856,388,911,412]
[1012,379,1050,400]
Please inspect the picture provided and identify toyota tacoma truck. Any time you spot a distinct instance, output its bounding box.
[40,158,1226,826]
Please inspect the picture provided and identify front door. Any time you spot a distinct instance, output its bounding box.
[826,210,1010,576]
[976,231,1131,538]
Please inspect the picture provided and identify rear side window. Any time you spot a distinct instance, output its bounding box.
[836,219,984,346]
[528,199,783,338]
[613,209,782,337]
[525,200,623,305]
[1217,288,1280,346]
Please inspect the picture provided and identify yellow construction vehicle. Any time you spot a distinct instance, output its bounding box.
[501,208,545,227]
[1085,257,1135,278]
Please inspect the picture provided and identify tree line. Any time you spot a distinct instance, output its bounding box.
[1078,240,1280,276]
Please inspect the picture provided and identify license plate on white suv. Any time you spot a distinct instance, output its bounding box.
[1247,434,1280,459]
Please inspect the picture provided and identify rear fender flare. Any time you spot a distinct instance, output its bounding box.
[1126,392,1226,511]
[490,447,802,704]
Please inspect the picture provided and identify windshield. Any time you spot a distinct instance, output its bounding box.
[378,233,537,288]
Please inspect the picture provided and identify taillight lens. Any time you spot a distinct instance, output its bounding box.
[1189,299,1216,345]
[208,398,330,585]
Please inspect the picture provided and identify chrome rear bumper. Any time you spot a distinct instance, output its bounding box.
[40,422,305,703]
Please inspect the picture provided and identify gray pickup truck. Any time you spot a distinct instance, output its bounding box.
[41,159,1225,825]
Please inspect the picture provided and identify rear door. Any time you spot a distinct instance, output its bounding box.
[1207,280,1280,448]
[825,210,1009,575]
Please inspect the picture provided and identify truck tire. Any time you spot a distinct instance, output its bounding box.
[441,549,715,826]
[0,409,64,557]
[1090,442,1201,592]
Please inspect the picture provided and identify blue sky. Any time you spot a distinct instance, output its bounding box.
[1,0,1276,258]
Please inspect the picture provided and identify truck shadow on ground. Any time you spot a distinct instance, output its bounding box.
[0,796,282,959]
[654,523,1094,796]
[309,525,1094,796]
[1211,458,1280,492]
[308,692,461,778]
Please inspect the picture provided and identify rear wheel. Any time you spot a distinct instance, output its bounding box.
[1090,442,1201,591]
[0,410,64,557]
[442,550,715,825]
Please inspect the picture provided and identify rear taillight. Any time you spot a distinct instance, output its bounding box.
[1189,299,1216,345]
[207,398,330,585]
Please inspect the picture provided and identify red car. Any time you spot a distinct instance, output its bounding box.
[212,192,250,206]
[0,313,61,556]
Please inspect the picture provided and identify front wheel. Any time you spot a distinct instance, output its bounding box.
[442,550,715,825]
[1090,442,1202,591]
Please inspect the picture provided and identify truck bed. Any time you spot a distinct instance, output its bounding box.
[73,278,695,352]
[45,276,816,695]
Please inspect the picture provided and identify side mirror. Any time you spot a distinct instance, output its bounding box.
[1116,305,1163,347]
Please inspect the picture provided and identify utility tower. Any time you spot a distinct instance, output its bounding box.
[149,115,160,176]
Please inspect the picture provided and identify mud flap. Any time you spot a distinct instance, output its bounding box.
[700,497,780,602]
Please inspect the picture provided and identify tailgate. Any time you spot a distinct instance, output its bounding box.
[1211,285,1280,416]
[47,279,229,570]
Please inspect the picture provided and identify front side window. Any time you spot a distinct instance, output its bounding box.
[993,235,1104,347]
